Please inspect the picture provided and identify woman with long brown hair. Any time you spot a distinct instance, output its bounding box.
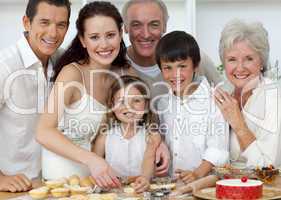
[36,1,134,188]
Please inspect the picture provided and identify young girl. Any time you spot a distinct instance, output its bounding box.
[155,31,229,183]
[93,75,161,193]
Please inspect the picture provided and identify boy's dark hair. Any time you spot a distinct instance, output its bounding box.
[25,0,71,23]
[155,31,201,68]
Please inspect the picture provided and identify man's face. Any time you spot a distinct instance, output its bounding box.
[23,2,69,62]
[125,2,166,60]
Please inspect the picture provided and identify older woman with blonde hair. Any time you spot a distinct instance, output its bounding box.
[214,19,281,169]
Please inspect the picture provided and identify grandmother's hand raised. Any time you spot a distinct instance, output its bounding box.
[214,88,247,132]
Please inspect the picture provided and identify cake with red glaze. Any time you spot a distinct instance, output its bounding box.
[216,179,263,199]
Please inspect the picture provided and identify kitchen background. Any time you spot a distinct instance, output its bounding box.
[0,0,280,73]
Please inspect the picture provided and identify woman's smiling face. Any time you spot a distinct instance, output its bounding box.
[224,40,263,89]
[79,15,122,68]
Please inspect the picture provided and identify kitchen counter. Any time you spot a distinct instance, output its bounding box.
[1,176,281,200]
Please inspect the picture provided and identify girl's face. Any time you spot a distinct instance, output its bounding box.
[224,40,262,90]
[79,15,122,68]
[161,57,196,96]
[112,85,147,125]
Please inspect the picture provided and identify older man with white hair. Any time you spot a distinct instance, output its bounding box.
[122,0,222,98]
[122,0,223,177]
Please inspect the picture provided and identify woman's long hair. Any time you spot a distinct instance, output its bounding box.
[52,1,129,81]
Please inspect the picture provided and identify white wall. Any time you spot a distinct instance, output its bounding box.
[120,1,188,45]
[196,0,281,67]
[0,1,82,50]
[0,0,188,50]
[0,0,280,69]
[0,3,24,49]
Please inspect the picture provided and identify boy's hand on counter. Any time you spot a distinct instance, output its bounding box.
[175,169,198,184]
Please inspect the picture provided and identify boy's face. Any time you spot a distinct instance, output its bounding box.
[161,58,196,96]
[23,2,69,62]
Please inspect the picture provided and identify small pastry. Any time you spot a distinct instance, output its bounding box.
[70,186,91,195]
[80,176,94,187]
[87,194,101,200]
[51,187,70,198]
[29,186,49,199]
[89,176,96,185]
[100,193,118,200]
[57,198,71,200]
[123,186,135,194]
[70,194,89,200]
[45,178,66,189]
[69,175,80,186]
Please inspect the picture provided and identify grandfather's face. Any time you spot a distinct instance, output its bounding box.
[224,40,263,90]
[125,2,166,60]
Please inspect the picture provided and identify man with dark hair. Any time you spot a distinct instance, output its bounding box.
[25,0,71,23]
[0,0,70,192]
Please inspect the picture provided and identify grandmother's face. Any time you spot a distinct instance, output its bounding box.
[224,40,263,89]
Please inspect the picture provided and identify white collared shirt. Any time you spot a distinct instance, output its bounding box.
[157,77,229,174]
[230,78,281,168]
[0,35,54,179]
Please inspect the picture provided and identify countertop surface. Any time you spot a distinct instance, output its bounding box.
[1,177,281,200]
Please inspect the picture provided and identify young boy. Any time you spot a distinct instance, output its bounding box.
[156,31,229,183]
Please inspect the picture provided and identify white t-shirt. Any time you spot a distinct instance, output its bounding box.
[126,55,161,78]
